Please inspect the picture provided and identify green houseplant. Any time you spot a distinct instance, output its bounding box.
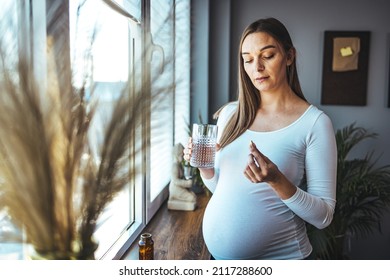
[307,123,390,259]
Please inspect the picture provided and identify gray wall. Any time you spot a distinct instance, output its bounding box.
[191,0,390,259]
[190,0,210,124]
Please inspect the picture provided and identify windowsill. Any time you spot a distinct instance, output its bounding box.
[121,192,211,260]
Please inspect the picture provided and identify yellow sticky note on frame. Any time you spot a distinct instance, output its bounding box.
[340,46,353,57]
[333,37,360,72]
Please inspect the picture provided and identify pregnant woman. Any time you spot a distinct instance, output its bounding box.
[184,17,337,260]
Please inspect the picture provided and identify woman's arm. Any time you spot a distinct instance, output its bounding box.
[282,113,337,229]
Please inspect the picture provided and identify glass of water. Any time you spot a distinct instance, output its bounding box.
[190,124,218,169]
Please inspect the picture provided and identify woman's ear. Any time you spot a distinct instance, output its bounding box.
[286,48,295,66]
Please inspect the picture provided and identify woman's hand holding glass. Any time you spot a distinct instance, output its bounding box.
[184,137,219,180]
[183,137,193,163]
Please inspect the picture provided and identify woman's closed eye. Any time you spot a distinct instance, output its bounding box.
[263,54,275,60]
[243,57,253,64]
[243,54,274,63]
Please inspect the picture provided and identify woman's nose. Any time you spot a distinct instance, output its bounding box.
[256,60,265,71]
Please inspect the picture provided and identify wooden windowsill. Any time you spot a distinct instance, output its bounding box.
[122,192,211,260]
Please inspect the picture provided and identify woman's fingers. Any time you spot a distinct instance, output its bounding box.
[245,140,279,184]
[184,137,220,162]
[244,153,263,183]
[183,137,192,162]
[250,140,270,166]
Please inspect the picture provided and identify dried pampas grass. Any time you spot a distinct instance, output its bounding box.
[0,17,172,260]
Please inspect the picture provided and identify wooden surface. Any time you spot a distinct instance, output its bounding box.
[122,193,211,260]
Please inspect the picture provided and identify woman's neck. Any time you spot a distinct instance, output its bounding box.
[259,85,298,112]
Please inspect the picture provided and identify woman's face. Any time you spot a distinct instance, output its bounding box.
[241,32,292,94]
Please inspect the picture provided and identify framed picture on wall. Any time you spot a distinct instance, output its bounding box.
[321,31,371,106]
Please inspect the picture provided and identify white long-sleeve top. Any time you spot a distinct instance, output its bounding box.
[201,102,337,260]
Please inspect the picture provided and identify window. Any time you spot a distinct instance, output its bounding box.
[0,0,25,260]
[0,0,190,260]
[69,0,141,260]
[148,0,191,221]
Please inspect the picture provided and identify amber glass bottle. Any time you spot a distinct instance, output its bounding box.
[138,233,154,260]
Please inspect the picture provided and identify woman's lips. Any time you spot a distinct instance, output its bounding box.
[255,76,268,83]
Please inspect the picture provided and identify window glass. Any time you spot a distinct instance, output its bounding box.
[69,0,138,259]
[103,0,141,23]
[149,0,191,206]
[0,0,19,71]
[174,0,191,146]
[0,0,27,260]
[149,0,174,202]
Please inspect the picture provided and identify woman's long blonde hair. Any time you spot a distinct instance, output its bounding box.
[216,17,306,148]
